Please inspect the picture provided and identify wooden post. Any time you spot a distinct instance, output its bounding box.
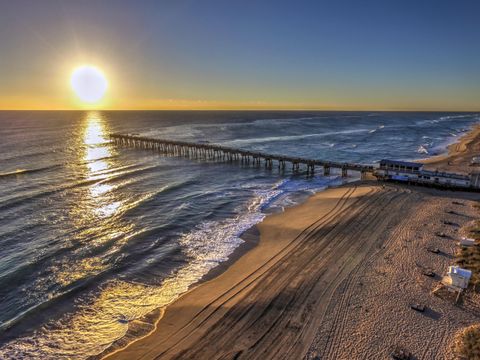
[110,135,381,185]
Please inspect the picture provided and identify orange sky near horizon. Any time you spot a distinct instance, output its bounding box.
[2,95,479,112]
[1,1,479,112]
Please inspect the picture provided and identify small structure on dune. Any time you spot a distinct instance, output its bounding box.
[470,156,480,166]
[433,266,472,303]
[459,237,476,247]
[443,266,472,289]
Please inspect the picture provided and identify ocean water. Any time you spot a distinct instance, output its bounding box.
[0,110,478,358]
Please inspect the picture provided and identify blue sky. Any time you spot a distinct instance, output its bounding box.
[1,0,479,109]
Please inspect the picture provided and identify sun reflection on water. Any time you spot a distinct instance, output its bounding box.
[79,112,129,219]
[83,113,113,180]
[54,112,133,287]
[0,111,250,359]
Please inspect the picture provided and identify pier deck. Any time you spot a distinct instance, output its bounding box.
[109,133,375,177]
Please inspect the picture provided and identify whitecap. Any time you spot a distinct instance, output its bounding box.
[417,145,429,154]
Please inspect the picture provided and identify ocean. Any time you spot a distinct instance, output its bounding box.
[0,110,478,358]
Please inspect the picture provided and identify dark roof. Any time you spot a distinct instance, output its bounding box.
[421,170,469,180]
[379,159,423,168]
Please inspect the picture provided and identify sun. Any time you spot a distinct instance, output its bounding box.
[71,65,108,103]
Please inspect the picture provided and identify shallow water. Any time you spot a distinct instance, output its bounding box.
[0,110,478,358]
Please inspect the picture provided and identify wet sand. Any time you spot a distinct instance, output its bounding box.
[422,123,480,174]
[103,126,480,360]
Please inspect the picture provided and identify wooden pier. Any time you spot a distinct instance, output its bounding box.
[110,134,375,177]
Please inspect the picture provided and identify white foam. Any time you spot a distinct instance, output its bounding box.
[417,145,429,154]
[0,180,293,359]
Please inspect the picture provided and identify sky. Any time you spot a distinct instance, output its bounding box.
[0,0,479,111]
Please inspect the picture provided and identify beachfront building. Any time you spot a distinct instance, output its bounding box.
[470,172,480,188]
[374,159,476,190]
[375,160,423,182]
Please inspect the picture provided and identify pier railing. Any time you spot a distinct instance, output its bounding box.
[109,133,375,177]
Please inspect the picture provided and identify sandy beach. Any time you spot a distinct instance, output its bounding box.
[423,124,480,174]
[101,127,480,360]
[2,1,480,358]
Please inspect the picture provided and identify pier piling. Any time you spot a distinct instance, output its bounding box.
[109,134,374,179]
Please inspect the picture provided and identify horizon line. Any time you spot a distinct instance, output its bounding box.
[0,108,479,112]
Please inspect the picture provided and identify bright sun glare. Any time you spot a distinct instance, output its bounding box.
[71,65,108,103]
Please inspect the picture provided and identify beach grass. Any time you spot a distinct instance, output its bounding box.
[455,205,480,291]
[454,324,480,360]
[456,245,480,290]
[453,206,480,360]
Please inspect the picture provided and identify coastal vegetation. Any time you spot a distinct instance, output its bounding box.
[456,202,480,289]
[454,324,480,360]
[454,205,480,359]
[456,243,480,290]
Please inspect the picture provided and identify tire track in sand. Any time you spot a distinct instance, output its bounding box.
[166,186,412,359]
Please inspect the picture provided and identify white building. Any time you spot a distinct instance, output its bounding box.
[442,266,472,289]
[460,237,476,247]
[374,159,477,189]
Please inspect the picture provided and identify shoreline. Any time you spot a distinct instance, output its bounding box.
[92,225,262,360]
[102,183,377,360]
[99,122,480,360]
[422,123,480,174]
